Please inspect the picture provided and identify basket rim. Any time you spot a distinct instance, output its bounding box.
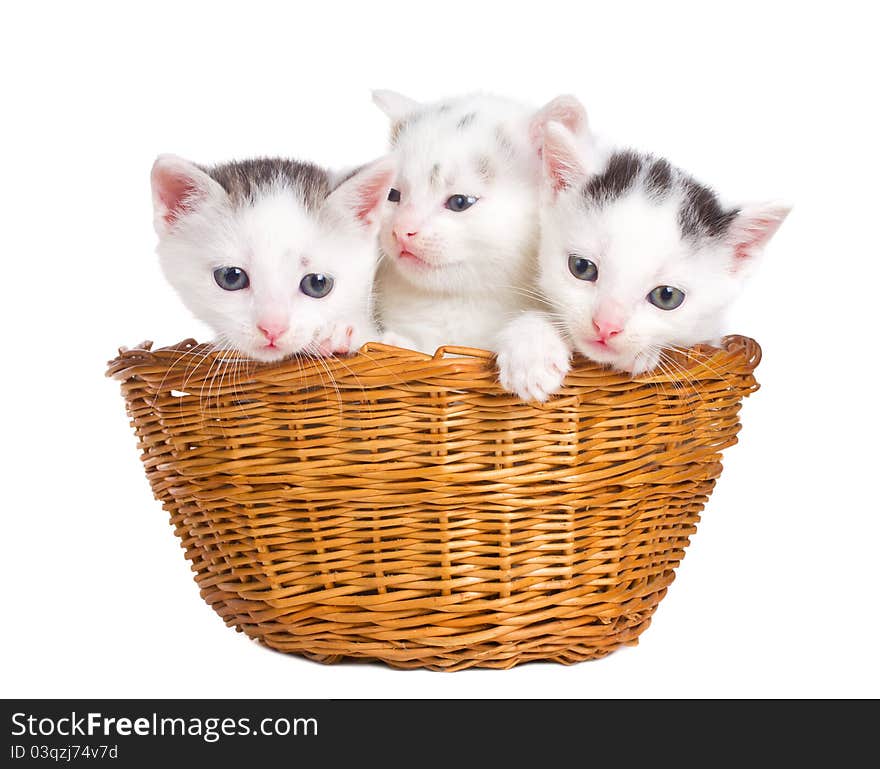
[105,334,761,392]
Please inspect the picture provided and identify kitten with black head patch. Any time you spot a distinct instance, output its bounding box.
[372,90,593,353]
[151,154,394,362]
[498,121,790,401]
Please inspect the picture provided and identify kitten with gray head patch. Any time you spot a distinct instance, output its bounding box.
[372,90,593,353]
[151,154,394,362]
[498,121,790,401]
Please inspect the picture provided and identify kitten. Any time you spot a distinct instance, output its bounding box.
[498,121,790,401]
[371,90,592,353]
[151,155,394,362]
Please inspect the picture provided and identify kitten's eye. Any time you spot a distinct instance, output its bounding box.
[445,194,477,212]
[647,285,685,310]
[387,188,401,203]
[213,267,250,291]
[568,255,598,282]
[299,273,334,298]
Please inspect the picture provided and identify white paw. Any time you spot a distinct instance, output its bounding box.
[380,330,420,351]
[497,315,571,403]
[316,322,359,357]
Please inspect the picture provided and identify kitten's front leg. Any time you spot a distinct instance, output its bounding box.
[497,312,572,402]
[379,330,421,352]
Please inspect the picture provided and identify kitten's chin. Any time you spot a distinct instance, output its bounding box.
[383,243,465,276]
[246,349,290,363]
[393,251,459,274]
[235,342,301,364]
[388,256,467,291]
[628,351,661,377]
[573,340,650,375]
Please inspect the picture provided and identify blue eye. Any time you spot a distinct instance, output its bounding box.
[445,194,477,212]
[388,188,401,203]
[568,255,598,282]
[647,285,685,310]
[213,267,249,291]
[299,273,334,298]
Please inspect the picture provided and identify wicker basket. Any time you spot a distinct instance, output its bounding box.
[107,335,760,671]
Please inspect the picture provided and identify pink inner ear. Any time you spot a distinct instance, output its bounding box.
[531,97,587,152]
[352,171,392,225]
[548,104,585,136]
[733,213,782,261]
[155,169,201,226]
[544,143,576,193]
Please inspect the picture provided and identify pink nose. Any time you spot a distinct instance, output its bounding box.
[592,317,623,342]
[394,228,418,242]
[258,322,288,344]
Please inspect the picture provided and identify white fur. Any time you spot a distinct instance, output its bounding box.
[373,90,591,353]
[151,155,393,362]
[498,122,790,401]
[497,312,571,402]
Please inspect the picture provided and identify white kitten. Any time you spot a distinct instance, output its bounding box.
[151,155,394,362]
[372,90,591,353]
[498,121,790,401]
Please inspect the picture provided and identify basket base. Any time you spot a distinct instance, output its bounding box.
[203,582,667,671]
[274,618,651,671]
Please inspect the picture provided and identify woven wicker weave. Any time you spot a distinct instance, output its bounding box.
[107,335,760,671]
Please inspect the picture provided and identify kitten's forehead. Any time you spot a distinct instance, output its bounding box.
[392,94,531,187]
[233,191,318,261]
[205,158,333,212]
[597,194,686,274]
[577,150,739,242]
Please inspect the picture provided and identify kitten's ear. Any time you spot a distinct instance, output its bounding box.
[725,202,791,267]
[325,156,396,232]
[542,121,589,194]
[530,94,589,150]
[151,154,225,235]
[372,89,420,121]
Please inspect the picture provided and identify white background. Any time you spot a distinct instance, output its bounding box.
[2,1,878,698]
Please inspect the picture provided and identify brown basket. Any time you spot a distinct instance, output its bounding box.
[106,335,760,671]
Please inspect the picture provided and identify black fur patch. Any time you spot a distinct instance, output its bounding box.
[679,177,739,238]
[206,158,332,211]
[584,151,643,203]
[581,149,738,241]
[645,158,673,197]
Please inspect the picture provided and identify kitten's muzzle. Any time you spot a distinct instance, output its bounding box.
[258,321,289,346]
[592,316,624,343]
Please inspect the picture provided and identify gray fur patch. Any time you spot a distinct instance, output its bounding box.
[457,112,477,130]
[477,155,494,182]
[390,119,408,146]
[430,163,442,188]
[390,109,428,146]
[495,125,514,158]
[205,157,332,211]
